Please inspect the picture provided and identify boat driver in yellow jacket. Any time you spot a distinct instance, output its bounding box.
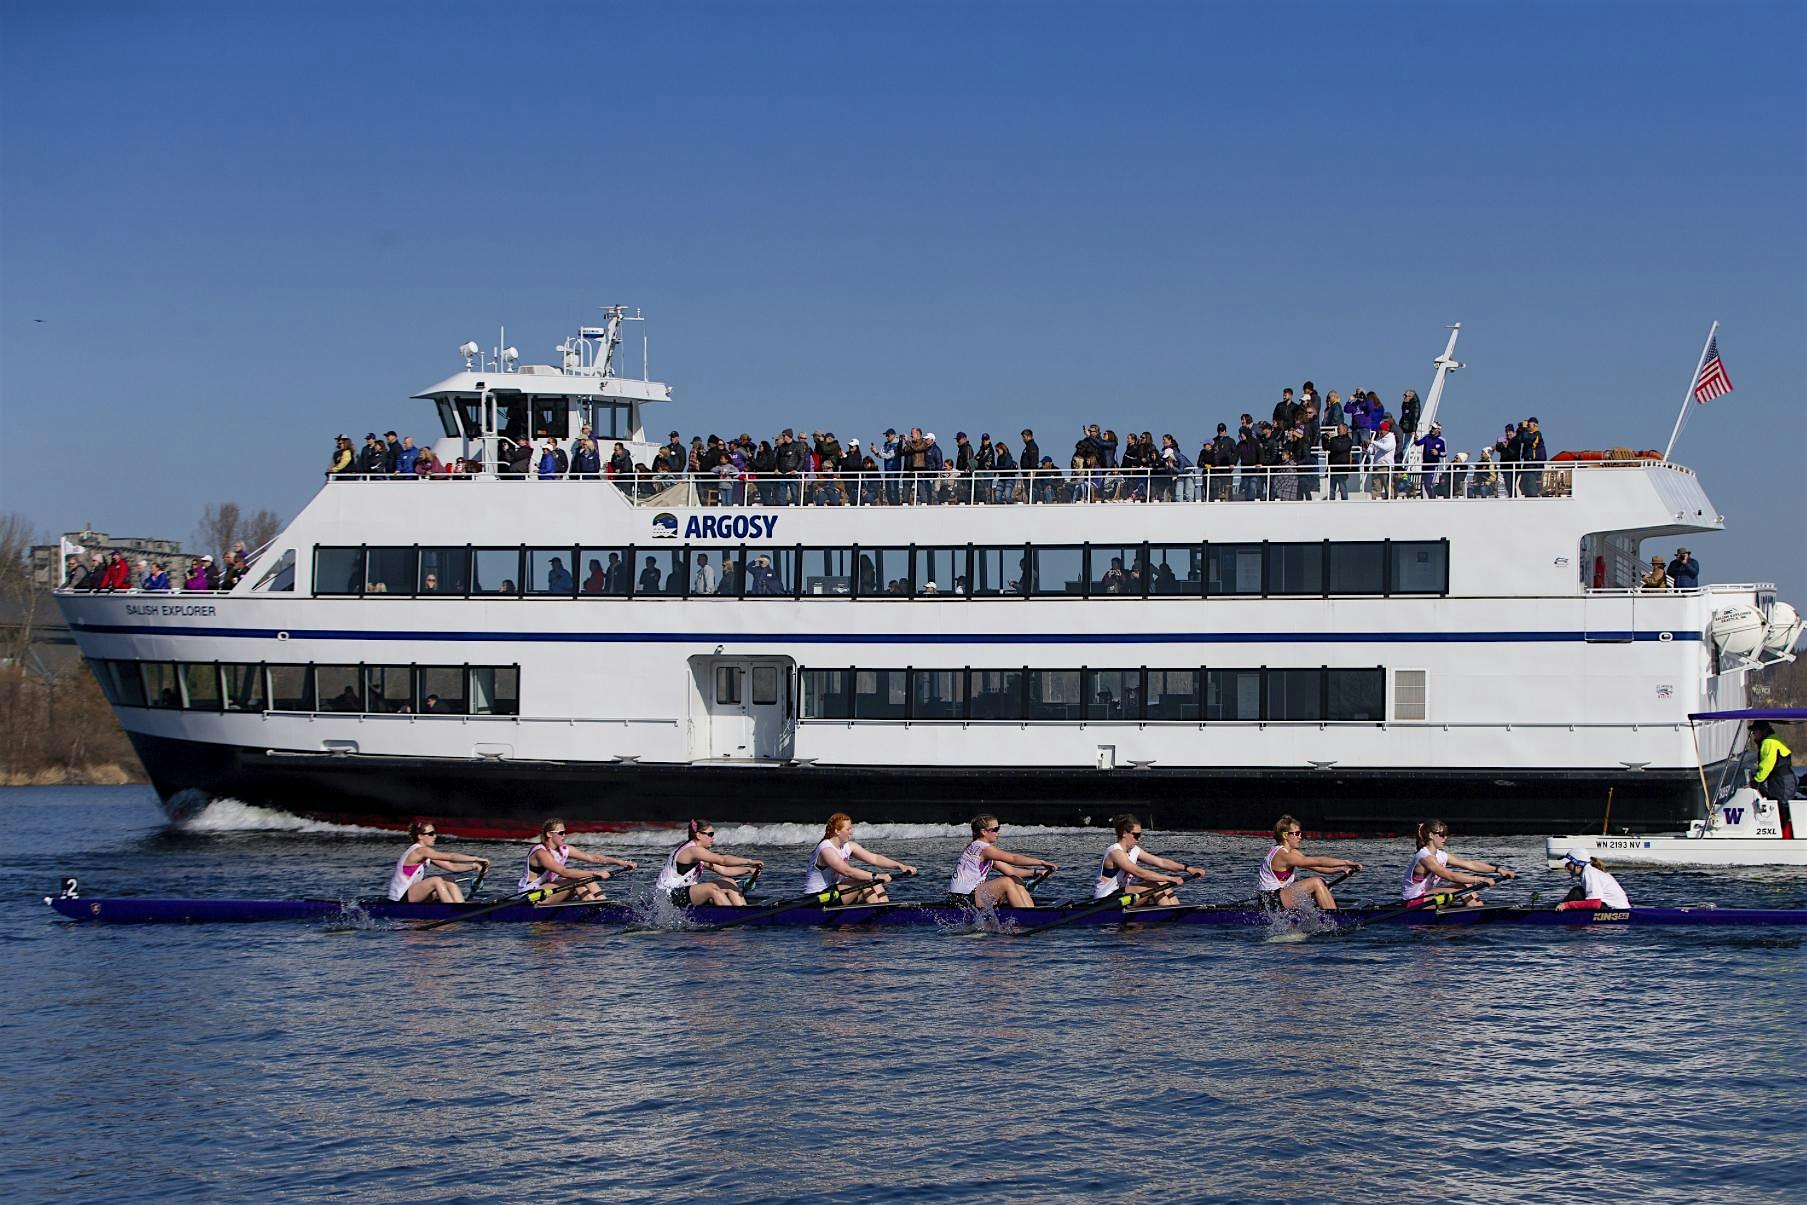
[1750,722,1799,836]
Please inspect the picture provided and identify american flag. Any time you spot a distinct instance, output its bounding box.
[1692,336,1733,403]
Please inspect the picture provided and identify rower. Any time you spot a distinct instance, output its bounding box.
[518,818,636,904]
[947,814,1058,909]
[805,812,918,904]
[655,819,764,906]
[1556,850,1630,910]
[1401,819,1512,907]
[1094,813,1202,906]
[386,821,489,903]
[1256,815,1363,911]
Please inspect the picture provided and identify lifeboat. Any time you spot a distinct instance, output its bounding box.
[1711,605,1768,662]
[1764,600,1804,657]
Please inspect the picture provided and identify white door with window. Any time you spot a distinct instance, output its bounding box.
[699,658,793,760]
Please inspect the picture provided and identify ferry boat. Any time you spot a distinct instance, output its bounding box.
[54,308,1801,837]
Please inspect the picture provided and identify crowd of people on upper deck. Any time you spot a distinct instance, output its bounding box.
[63,543,254,594]
[322,384,1564,506]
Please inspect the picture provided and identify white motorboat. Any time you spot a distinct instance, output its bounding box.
[1548,708,1805,867]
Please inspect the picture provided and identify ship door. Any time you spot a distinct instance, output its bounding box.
[695,657,794,760]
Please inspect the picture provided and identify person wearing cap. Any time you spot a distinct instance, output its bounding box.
[1666,548,1699,590]
[1641,555,1670,590]
[1414,421,1448,497]
[921,432,945,503]
[1367,420,1397,498]
[1556,850,1630,911]
[1748,722,1798,813]
[328,434,355,476]
[773,428,805,506]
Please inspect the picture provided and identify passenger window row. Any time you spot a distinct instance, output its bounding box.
[89,660,519,716]
[313,540,1448,599]
[800,666,1387,723]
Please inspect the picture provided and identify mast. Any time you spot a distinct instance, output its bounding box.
[1402,324,1463,476]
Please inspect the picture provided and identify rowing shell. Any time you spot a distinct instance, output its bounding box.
[43,897,1807,927]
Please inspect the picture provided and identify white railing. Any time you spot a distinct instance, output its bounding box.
[319,456,1686,507]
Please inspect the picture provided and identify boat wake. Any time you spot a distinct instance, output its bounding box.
[167,793,382,836]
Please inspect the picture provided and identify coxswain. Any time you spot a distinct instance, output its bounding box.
[655,819,764,906]
[1556,850,1630,911]
[518,818,636,904]
[1401,820,1513,907]
[1093,814,1203,906]
[805,812,918,904]
[947,814,1058,909]
[1256,815,1363,911]
[386,821,489,903]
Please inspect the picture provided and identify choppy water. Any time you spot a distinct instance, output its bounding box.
[3,786,1804,1202]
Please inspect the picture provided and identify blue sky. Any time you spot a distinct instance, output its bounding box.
[2,1,1802,601]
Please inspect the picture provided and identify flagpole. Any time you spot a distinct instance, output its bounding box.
[1662,320,1718,462]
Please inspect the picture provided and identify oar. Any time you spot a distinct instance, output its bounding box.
[1014,871,1204,937]
[1024,866,1056,895]
[705,887,846,931]
[1328,880,1496,937]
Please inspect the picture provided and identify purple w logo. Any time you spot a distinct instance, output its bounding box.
[1722,807,1745,826]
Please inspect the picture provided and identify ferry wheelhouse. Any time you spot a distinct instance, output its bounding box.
[56,310,1801,836]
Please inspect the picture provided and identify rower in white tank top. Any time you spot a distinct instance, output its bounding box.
[518,841,570,892]
[1400,845,1447,902]
[804,837,850,894]
[656,841,703,891]
[948,839,995,896]
[1256,817,1363,912]
[387,843,429,901]
[1093,842,1142,898]
[1255,845,1294,895]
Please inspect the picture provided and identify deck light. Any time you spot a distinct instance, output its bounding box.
[459,340,480,367]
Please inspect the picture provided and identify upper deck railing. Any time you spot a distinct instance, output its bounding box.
[322,455,1693,507]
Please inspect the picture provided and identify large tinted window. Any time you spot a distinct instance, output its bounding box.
[368,665,413,713]
[1328,669,1386,720]
[142,662,181,709]
[1092,546,1143,596]
[1266,668,1323,720]
[1026,669,1083,719]
[1147,545,1203,596]
[802,669,853,719]
[1266,544,1325,596]
[1392,541,1448,594]
[861,547,913,597]
[972,547,1028,597]
[911,670,965,719]
[472,548,522,595]
[97,659,147,708]
[222,663,264,712]
[1146,670,1201,720]
[472,666,519,715]
[1207,544,1263,595]
[971,669,1023,719]
[633,548,688,597]
[1028,546,1085,596]
[418,547,469,595]
[269,665,314,711]
[365,547,416,596]
[528,548,579,596]
[916,547,970,597]
[804,548,856,597]
[1328,542,1386,595]
[1206,669,1261,720]
[179,663,221,711]
[854,669,907,719]
[419,666,468,714]
[578,547,630,596]
[1086,669,1141,719]
[314,547,364,596]
[743,548,796,598]
[316,665,364,712]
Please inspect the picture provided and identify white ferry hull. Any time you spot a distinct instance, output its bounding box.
[1545,834,1807,868]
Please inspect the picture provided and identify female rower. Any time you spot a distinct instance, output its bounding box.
[386,821,489,903]
[1256,815,1363,911]
[656,819,764,906]
[805,812,918,904]
[1401,820,1513,907]
[1556,850,1630,910]
[518,818,637,904]
[947,814,1058,909]
[1094,813,1203,906]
